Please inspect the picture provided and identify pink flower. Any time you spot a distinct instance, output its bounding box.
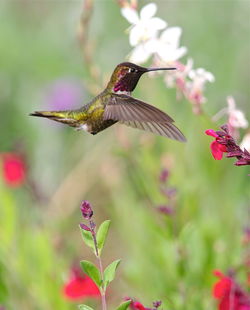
[127,299,147,310]
[1,153,26,187]
[205,129,227,160]
[63,270,100,301]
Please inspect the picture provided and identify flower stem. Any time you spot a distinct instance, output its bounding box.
[89,220,107,310]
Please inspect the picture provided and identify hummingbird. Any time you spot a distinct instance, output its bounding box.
[30,62,186,142]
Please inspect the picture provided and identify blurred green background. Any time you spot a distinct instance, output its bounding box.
[0,0,249,309]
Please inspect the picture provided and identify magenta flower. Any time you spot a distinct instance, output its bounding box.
[205,125,250,166]
[205,129,227,160]
[80,200,93,220]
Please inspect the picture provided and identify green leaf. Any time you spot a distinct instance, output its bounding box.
[80,260,101,287]
[80,226,95,251]
[78,305,94,310]
[115,300,131,310]
[103,259,121,288]
[96,220,111,254]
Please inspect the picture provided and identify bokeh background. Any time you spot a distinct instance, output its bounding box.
[0,0,250,309]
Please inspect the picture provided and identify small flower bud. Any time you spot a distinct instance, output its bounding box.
[80,200,93,219]
[153,301,162,309]
[157,205,174,215]
[79,223,91,231]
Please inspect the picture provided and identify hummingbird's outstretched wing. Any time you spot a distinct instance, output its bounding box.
[104,94,174,123]
[103,94,186,142]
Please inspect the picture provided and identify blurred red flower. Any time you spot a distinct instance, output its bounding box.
[132,302,146,310]
[63,272,100,301]
[1,153,26,187]
[212,270,250,310]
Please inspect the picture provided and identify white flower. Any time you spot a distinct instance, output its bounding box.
[155,27,187,63]
[212,96,249,129]
[186,67,215,113]
[128,40,156,64]
[188,68,215,85]
[240,132,250,152]
[227,96,248,129]
[121,3,167,46]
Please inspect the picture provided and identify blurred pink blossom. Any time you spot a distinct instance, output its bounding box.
[45,78,84,111]
[213,96,248,139]
[187,67,215,114]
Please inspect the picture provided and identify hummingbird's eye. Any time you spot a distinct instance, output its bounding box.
[129,68,136,73]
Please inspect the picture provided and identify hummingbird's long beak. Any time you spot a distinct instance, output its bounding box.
[146,67,176,72]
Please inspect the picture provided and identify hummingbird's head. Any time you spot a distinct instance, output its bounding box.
[107,62,176,94]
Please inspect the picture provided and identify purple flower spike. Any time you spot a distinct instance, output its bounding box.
[80,200,93,219]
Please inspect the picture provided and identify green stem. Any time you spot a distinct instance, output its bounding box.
[89,220,107,310]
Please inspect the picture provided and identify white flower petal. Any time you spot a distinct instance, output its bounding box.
[129,25,144,46]
[227,96,236,110]
[140,3,157,20]
[229,110,248,128]
[240,133,250,152]
[196,68,205,75]
[172,46,187,61]
[189,68,215,83]
[129,44,153,64]
[161,27,182,46]
[188,70,196,80]
[205,72,215,82]
[185,58,194,72]
[148,17,167,30]
[121,7,139,24]
[157,45,187,62]
[144,39,159,53]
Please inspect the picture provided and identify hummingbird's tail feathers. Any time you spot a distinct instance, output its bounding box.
[30,111,78,126]
[120,120,186,142]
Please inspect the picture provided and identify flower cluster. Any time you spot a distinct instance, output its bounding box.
[212,270,250,310]
[120,2,214,114]
[205,125,250,166]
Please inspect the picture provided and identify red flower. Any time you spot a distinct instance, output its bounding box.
[205,126,250,166]
[125,298,147,310]
[212,270,250,310]
[1,153,26,187]
[63,272,100,301]
[133,302,146,310]
[205,129,227,160]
